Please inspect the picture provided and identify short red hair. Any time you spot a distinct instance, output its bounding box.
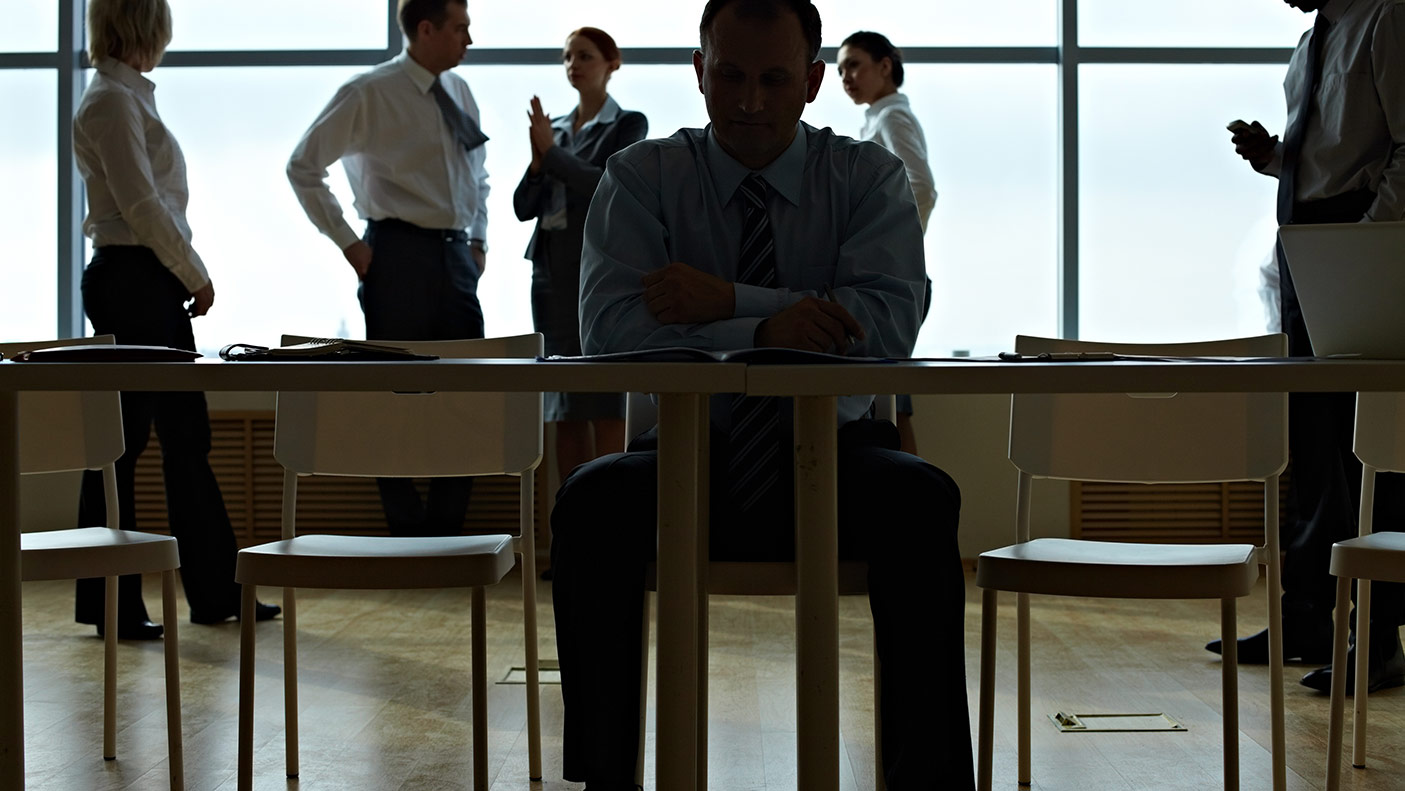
[567,27,621,63]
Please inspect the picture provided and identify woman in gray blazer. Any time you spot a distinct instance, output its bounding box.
[514,27,647,485]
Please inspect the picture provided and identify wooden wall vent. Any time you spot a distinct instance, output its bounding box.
[1072,476,1291,543]
[131,411,548,548]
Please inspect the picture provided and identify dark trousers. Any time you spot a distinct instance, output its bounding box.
[75,246,240,624]
[360,218,484,535]
[1277,190,1405,632]
[550,418,974,790]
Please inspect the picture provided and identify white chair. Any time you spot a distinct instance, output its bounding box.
[1,335,183,789]
[625,391,889,791]
[976,334,1289,791]
[235,333,544,791]
[1325,391,1405,790]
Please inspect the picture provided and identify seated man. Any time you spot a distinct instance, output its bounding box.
[549,1,974,789]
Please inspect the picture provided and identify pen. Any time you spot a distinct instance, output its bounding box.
[822,283,858,351]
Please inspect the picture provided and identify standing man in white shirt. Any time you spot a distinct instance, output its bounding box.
[1211,0,1405,694]
[287,0,489,536]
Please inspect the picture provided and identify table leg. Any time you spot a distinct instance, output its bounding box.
[794,395,839,791]
[1,390,24,788]
[656,392,702,791]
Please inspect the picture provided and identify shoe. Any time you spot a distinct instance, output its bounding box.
[1300,632,1405,694]
[95,619,164,640]
[191,601,282,625]
[540,566,554,581]
[1205,623,1333,665]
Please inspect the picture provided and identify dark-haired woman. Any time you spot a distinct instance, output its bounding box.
[839,30,936,455]
[514,27,648,503]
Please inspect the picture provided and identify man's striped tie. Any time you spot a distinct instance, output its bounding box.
[728,174,783,515]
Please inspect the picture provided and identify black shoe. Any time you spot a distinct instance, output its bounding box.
[95,619,164,640]
[191,601,281,625]
[1300,632,1405,694]
[1205,624,1333,665]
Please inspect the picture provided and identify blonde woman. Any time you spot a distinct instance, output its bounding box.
[72,0,278,638]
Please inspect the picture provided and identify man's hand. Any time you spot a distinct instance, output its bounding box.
[471,244,487,276]
[642,262,736,324]
[755,297,865,354]
[343,240,372,281]
[1231,120,1279,171]
[187,281,215,317]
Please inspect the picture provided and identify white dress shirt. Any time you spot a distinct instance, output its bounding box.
[73,59,210,293]
[1261,0,1405,220]
[287,52,490,251]
[860,91,937,234]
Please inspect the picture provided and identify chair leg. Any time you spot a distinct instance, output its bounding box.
[162,570,184,791]
[1353,579,1371,768]
[635,591,651,789]
[1221,598,1239,791]
[284,587,299,779]
[874,625,885,791]
[472,586,488,791]
[103,575,117,761]
[1016,591,1030,787]
[238,584,257,791]
[977,588,997,791]
[519,473,543,781]
[1326,575,1351,791]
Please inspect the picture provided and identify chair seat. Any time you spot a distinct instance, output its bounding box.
[644,560,871,596]
[235,534,516,589]
[1329,532,1405,584]
[976,538,1258,599]
[21,527,180,581]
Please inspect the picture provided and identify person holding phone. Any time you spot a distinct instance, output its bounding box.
[72,0,279,638]
[1210,0,1405,694]
[514,27,647,500]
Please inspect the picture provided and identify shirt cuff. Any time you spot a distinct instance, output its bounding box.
[329,223,361,251]
[733,283,782,318]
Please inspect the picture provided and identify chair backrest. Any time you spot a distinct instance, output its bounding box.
[1353,392,1405,472]
[274,333,544,477]
[1008,334,1288,483]
[624,392,897,445]
[0,335,124,475]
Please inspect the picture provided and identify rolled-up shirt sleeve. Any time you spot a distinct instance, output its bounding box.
[87,93,209,292]
[287,82,365,252]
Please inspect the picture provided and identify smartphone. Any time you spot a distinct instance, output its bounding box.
[1226,119,1254,134]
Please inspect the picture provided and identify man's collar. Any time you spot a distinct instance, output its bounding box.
[95,59,155,95]
[1320,0,1352,24]
[397,51,438,94]
[707,123,808,208]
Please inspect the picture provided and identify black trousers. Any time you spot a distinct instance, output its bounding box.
[550,418,974,790]
[1277,190,1405,630]
[75,246,240,624]
[360,218,484,536]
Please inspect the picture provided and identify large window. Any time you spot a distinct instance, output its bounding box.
[1079,64,1286,343]
[1,1,1305,351]
[0,71,57,341]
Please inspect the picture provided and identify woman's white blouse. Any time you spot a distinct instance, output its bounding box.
[73,59,209,292]
[860,91,936,235]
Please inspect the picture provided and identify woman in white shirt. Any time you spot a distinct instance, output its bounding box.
[71,0,278,639]
[838,30,936,454]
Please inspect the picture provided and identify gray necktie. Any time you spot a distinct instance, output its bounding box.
[430,77,488,153]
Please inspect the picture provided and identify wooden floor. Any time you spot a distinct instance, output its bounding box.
[16,571,1405,790]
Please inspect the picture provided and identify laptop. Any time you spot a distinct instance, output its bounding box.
[1278,221,1405,358]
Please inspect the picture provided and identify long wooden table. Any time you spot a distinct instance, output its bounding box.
[745,357,1405,791]
[0,357,742,791]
